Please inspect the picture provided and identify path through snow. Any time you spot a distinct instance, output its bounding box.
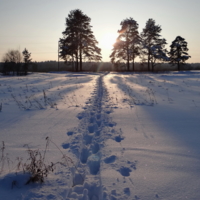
[63,73,136,200]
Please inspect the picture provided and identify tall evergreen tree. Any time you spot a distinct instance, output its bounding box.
[110,18,140,71]
[168,36,191,71]
[22,48,32,64]
[22,48,32,75]
[59,9,101,71]
[140,19,168,71]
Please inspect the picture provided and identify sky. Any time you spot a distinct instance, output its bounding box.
[0,0,199,63]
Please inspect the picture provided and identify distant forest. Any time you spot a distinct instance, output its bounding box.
[1,61,200,73]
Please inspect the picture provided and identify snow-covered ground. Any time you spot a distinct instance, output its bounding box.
[0,71,200,200]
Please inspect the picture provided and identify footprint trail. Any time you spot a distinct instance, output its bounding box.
[63,73,137,200]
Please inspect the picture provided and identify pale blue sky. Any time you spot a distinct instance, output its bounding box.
[0,0,199,62]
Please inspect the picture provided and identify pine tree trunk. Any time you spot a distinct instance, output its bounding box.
[152,61,154,72]
[72,55,75,71]
[127,47,130,71]
[178,61,180,71]
[132,58,135,71]
[75,53,78,72]
[79,49,82,71]
[148,51,150,71]
[127,60,130,71]
[177,48,180,71]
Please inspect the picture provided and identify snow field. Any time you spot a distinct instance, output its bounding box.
[0,72,98,199]
[104,72,200,199]
[0,71,200,200]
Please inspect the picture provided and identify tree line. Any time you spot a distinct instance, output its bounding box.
[1,9,191,75]
[59,9,191,72]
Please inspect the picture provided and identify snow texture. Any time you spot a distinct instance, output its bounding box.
[0,71,200,199]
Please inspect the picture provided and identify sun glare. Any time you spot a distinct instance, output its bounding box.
[99,33,117,50]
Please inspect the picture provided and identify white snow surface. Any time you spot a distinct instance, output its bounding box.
[0,71,200,200]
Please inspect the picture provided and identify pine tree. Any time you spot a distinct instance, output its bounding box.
[140,19,168,71]
[22,48,32,75]
[22,48,32,64]
[110,18,140,71]
[59,9,101,71]
[168,36,191,71]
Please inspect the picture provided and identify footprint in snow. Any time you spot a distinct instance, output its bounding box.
[118,166,132,177]
[91,143,100,154]
[67,131,74,136]
[96,114,101,120]
[88,154,100,175]
[88,124,95,133]
[80,148,90,164]
[62,143,70,149]
[77,113,84,120]
[104,155,116,164]
[123,187,131,196]
[108,122,116,127]
[84,134,93,145]
[89,117,95,123]
[115,135,124,142]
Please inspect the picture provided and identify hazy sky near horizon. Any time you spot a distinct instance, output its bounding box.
[0,0,199,63]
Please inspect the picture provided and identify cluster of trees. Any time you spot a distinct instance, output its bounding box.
[60,9,191,71]
[2,48,32,75]
[2,9,190,74]
[110,18,191,71]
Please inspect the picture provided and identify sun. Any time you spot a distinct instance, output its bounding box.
[99,33,117,50]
